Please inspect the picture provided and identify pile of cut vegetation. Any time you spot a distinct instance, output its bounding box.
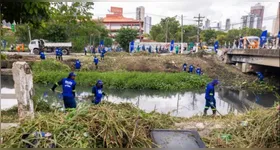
[1,102,175,148]
[203,107,279,148]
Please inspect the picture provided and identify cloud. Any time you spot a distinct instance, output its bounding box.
[93,0,279,32]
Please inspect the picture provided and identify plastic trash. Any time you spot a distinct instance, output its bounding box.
[240,121,248,127]
[83,132,89,137]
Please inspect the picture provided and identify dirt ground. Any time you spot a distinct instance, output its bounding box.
[61,52,256,86]
[4,52,256,86]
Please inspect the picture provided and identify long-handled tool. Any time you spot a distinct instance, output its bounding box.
[209,102,223,117]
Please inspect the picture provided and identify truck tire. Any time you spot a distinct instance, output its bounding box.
[62,49,68,55]
[33,49,40,55]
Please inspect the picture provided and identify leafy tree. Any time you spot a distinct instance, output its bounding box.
[177,25,198,43]
[41,23,68,42]
[0,2,51,27]
[115,28,138,52]
[104,37,113,46]
[226,29,240,42]
[217,34,227,46]
[150,24,163,41]
[155,33,165,42]
[160,17,180,42]
[201,29,217,45]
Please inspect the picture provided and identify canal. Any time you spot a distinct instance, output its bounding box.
[1,75,279,117]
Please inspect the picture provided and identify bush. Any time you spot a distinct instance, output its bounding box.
[30,59,71,72]
[1,53,7,60]
[33,71,211,91]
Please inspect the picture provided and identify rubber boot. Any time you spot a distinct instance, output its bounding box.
[203,109,207,116]
[212,110,216,116]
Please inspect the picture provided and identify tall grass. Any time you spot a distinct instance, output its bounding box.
[33,71,210,91]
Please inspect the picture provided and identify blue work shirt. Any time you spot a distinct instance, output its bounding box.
[205,82,215,100]
[189,65,194,72]
[75,60,81,69]
[196,68,201,75]
[257,72,264,81]
[94,57,99,64]
[92,86,103,104]
[40,52,45,60]
[58,78,76,98]
[55,49,59,56]
[183,64,187,69]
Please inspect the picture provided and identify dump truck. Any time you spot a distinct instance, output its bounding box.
[28,39,72,55]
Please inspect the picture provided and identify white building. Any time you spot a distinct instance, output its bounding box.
[136,6,145,21]
[144,16,152,34]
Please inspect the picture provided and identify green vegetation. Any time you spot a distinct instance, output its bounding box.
[149,16,262,45]
[31,59,210,90]
[1,102,175,148]
[30,59,70,72]
[34,71,210,91]
[1,53,7,60]
[115,28,138,52]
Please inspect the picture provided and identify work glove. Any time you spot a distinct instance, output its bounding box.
[50,88,55,92]
[102,92,106,96]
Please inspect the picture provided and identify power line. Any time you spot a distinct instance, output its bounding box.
[194,14,205,43]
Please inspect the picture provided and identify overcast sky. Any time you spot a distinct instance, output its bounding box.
[92,0,279,32]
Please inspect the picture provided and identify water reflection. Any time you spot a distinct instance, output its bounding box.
[1,75,279,118]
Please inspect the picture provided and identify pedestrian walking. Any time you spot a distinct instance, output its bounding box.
[204,79,219,116]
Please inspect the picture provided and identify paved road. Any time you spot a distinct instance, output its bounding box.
[2,51,181,56]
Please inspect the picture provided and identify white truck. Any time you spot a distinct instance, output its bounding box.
[28,39,72,55]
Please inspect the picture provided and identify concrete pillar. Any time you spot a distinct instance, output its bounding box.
[239,90,247,102]
[241,63,253,73]
[12,62,34,122]
[235,62,242,70]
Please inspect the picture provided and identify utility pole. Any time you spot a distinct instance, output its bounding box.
[194,14,205,44]
[181,14,183,44]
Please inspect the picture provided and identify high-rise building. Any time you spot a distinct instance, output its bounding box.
[225,19,231,31]
[204,19,210,29]
[217,21,222,30]
[144,16,152,34]
[136,6,145,21]
[272,2,280,36]
[241,14,259,29]
[250,3,264,29]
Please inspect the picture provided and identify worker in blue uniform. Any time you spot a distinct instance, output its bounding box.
[55,48,59,60]
[51,72,77,109]
[142,45,145,51]
[94,56,99,69]
[75,59,81,71]
[204,79,219,116]
[196,66,202,75]
[58,48,63,61]
[40,51,46,60]
[256,72,264,82]
[101,48,106,60]
[92,80,106,104]
[189,64,194,73]
[182,63,187,72]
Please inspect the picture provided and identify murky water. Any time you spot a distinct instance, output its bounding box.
[1,75,279,117]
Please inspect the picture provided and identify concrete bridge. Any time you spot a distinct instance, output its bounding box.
[225,49,280,73]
